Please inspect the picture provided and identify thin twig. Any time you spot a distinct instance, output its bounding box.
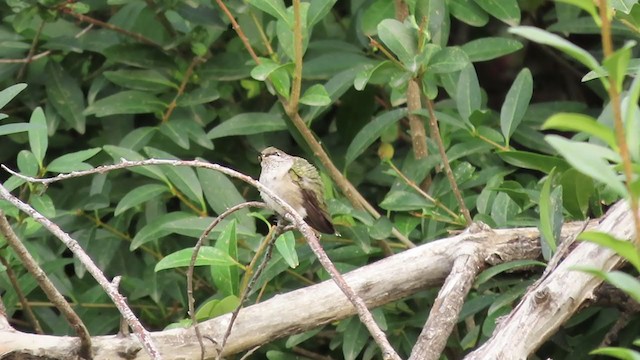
[0,252,43,334]
[387,160,462,223]
[3,158,401,359]
[0,212,91,358]
[426,99,473,225]
[597,0,640,243]
[162,56,205,123]
[213,0,260,64]
[62,9,163,48]
[0,51,51,64]
[17,20,45,80]
[217,222,280,359]
[187,201,266,360]
[0,187,162,359]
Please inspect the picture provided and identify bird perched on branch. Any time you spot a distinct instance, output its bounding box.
[258,146,335,234]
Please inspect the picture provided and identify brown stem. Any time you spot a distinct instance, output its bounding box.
[0,253,43,334]
[407,79,428,159]
[597,0,640,243]
[387,160,462,223]
[162,56,204,123]
[62,9,163,48]
[426,99,473,225]
[213,0,260,64]
[17,20,45,80]
[0,212,92,358]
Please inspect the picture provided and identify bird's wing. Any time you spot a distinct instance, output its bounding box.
[289,157,335,234]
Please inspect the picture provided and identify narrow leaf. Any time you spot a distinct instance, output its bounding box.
[500,68,533,145]
[155,246,236,271]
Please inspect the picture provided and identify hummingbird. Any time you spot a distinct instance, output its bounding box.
[258,147,335,234]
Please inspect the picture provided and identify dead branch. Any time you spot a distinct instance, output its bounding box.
[1,220,576,359]
[465,201,635,360]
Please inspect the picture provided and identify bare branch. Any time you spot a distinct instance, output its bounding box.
[0,252,43,334]
[187,201,266,359]
[3,158,398,358]
[409,253,483,360]
[465,201,635,359]
[0,219,562,359]
[0,212,90,357]
[0,185,162,359]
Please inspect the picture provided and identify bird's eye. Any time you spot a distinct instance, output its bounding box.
[275,151,281,157]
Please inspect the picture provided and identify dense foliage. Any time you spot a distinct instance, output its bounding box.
[0,0,639,359]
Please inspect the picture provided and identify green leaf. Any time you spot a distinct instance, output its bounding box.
[45,62,86,133]
[342,318,369,360]
[177,82,220,106]
[144,147,204,206]
[84,91,166,117]
[17,150,39,177]
[269,66,292,99]
[197,168,255,232]
[275,232,299,268]
[159,121,190,149]
[103,69,178,93]
[377,19,417,69]
[428,47,470,74]
[461,37,523,62]
[299,84,331,106]
[196,295,240,320]
[102,145,168,182]
[578,231,640,271]
[450,0,489,27]
[543,112,617,150]
[28,107,48,167]
[47,148,101,173]
[30,193,55,218]
[456,64,482,121]
[276,4,310,61]
[578,268,640,303]
[155,246,237,271]
[307,0,337,26]
[500,68,533,145]
[354,61,398,90]
[345,108,408,165]
[591,347,640,360]
[545,135,626,196]
[0,83,27,111]
[509,26,600,73]
[498,150,569,173]
[247,0,288,22]
[603,42,634,93]
[538,169,563,258]
[207,113,286,139]
[560,169,593,219]
[115,184,168,215]
[211,221,239,297]
[473,0,520,25]
[131,212,192,249]
[475,260,546,286]
[0,123,31,136]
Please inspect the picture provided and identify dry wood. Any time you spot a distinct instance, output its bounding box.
[465,201,635,360]
[2,222,574,359]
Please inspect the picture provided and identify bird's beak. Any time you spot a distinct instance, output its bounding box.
[257,154,262,162]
